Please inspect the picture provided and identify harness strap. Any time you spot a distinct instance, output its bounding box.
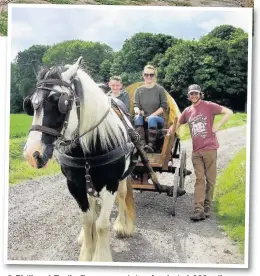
[37,79,71,88]
[30,125,61,137]
[55,143,134,168]
[57,103,111,149]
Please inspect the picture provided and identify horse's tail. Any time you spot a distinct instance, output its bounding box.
[125,176,135,223]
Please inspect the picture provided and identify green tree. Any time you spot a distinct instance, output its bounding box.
[110,53,124,76]
[42,40,114,82]
[205,25,239,41]
[194,37,230,104]
[226,29,248,110]
[121,71,143,87]
[111,32,178,74]
[155,39,199,109]
[100,59,112,82]
[15,45,50,97]
[10,64,23,113]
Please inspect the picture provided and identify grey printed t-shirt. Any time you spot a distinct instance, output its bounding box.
[133,84,168,118]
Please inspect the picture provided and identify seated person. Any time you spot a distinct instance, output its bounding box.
[133,65,168,153]
[107,76,130,113]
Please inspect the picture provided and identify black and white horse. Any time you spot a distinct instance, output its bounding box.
[23,57,136,262]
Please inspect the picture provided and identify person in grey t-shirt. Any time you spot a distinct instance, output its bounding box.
[133,65,168,153]
[107,76,130,112]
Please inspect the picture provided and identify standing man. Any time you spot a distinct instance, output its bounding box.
[177,84,233,221]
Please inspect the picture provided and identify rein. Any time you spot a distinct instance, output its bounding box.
[58,104,111,149]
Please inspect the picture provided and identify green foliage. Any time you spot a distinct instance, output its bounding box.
[156,25,248,111]
[10,45,50,113]
[205,25,240,40]
[214,147,246,253]
[0,11,8,36]
[112,32,178,74]
[110,53,124,76]
[194,38,230,103]
[121,71,143,86]
[15,44,50,94]
[10,64,23,113]
[158,39,199,108]
[100,59,113,82]
[42,40,114,82]
[10,24,249,114]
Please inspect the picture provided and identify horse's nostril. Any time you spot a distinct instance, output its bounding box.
[33,151,40,159]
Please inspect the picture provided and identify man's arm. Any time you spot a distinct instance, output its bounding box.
[212,106,233,133]
[176,116,185,131]
[168,113,186,134]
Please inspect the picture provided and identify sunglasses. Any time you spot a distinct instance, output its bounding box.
[143,73,155,78]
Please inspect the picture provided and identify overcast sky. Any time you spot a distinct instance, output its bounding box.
[9,5,252,60]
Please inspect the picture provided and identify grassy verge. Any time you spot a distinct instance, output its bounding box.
[9,137,61,185]
[9,111,247,185]
[9,114,61,185]
[214,147,246,253]
[10,114,33,138]
[181,112,247,141]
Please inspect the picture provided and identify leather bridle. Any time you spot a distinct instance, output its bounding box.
[25,77,111,149]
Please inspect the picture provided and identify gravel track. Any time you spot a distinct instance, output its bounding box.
[7,125,246,264]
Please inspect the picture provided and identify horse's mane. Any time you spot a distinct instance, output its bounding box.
[37,65,128,154]
[76,69,128,154]
[37,65,67,81]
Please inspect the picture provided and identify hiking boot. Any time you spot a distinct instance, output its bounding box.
[135,126,146,147]
[190,210,206,221]
[204,206,211,218]
[144,128,157,153]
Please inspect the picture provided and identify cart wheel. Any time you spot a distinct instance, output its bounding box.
[172,167,180,216]
[179,149,186,190]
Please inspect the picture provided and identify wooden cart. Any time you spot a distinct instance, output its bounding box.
[125,83,192,216]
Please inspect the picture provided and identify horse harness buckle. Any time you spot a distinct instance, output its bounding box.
[85,162,99,198]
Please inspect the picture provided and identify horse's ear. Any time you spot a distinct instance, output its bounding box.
[62,56,83,83]
[76,56,83,65]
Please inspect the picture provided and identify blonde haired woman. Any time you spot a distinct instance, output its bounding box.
[133,65,168,153]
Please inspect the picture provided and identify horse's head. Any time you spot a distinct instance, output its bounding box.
[23,56,83,168]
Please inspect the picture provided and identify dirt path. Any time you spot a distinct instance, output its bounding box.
[7,125,246,264]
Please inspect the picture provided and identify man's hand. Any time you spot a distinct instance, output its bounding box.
[212,125,219,134]
[213,107,233,133]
